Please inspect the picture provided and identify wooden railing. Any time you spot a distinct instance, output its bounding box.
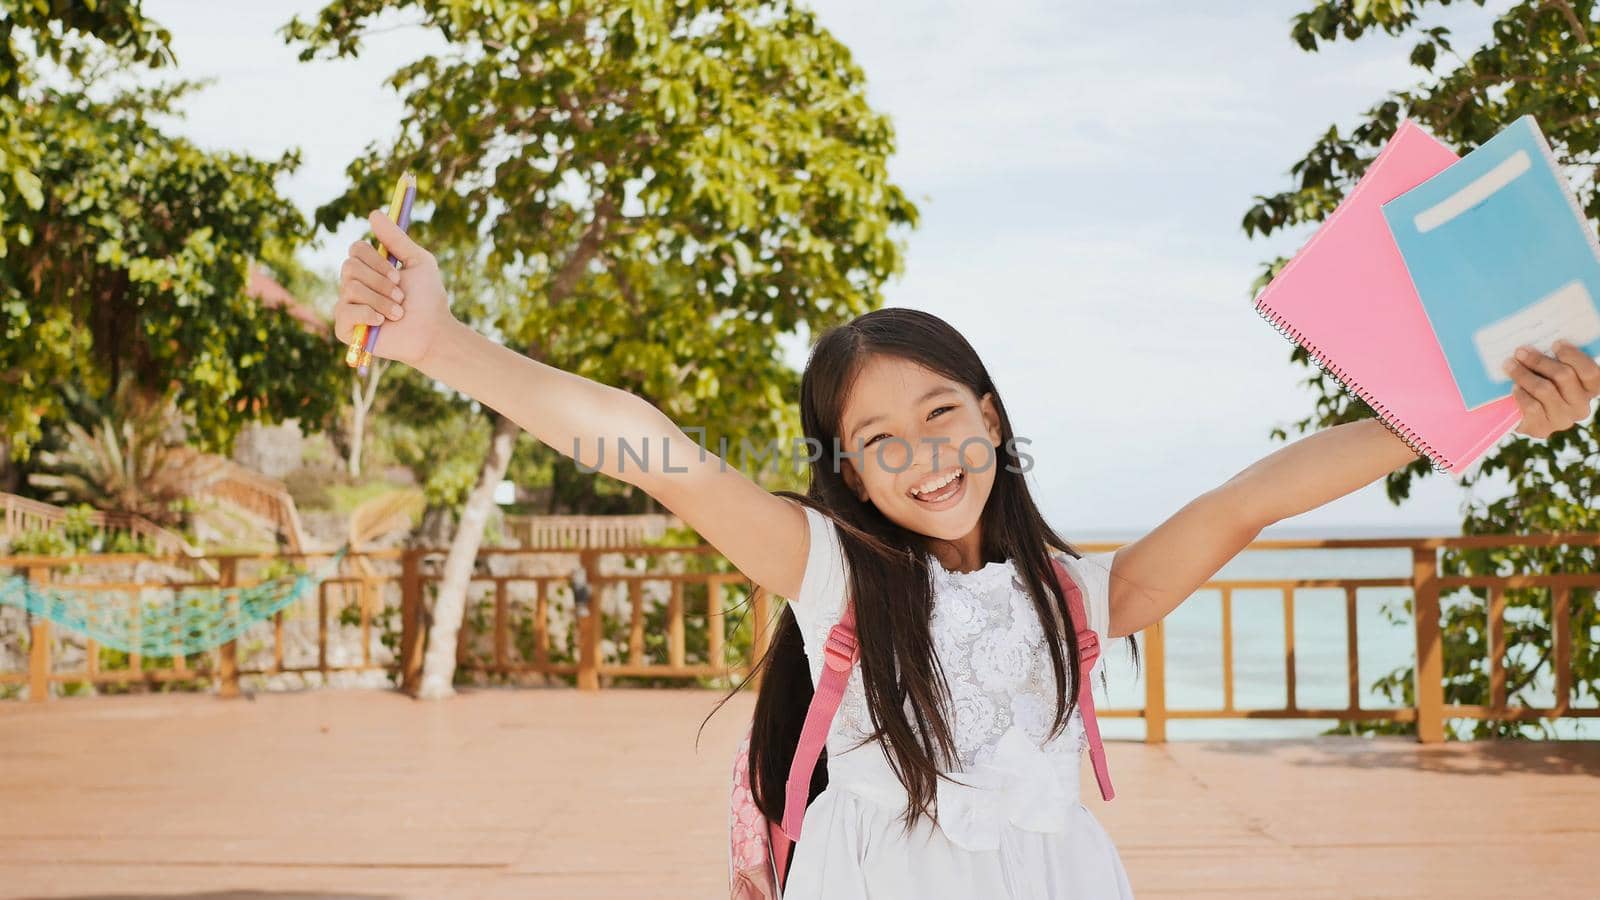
[1108,533,1600,743]
[0,544,754,702]
[1,491,213,576]
[1,452,307,566]
[3,533,1596,743]
[502,513,683,549]
[173,449,310,553]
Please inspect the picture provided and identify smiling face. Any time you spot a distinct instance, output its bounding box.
[836,354,1003,568]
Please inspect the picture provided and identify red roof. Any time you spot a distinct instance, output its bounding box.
[247,264,328,336]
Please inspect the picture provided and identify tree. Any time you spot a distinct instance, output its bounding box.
[27,382,225,529]
[0,1,344,475]
[285,0,918,699]
[249,246,390,479]
[1245,0,1599,736]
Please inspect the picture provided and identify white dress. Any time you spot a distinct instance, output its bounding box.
[783,505,1134,899]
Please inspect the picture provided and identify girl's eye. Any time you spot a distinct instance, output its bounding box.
[864,406,952,445]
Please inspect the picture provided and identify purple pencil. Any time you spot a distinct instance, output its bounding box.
[358,172,418,376]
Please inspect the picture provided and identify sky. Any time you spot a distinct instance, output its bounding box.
[136,0,1530,537]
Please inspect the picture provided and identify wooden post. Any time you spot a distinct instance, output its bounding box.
[577,550,600,691]
[1553,586,1572,715]
[533,579,550,668]
[707,575,725,671]
[218,558,240,700]
[399,549,425,695]
[317,580,330,679]
[1142,619,1167,743]
[360,576,375,668]
[1412,546,1445,743]
[1220,587,1235,713]
[579,602,598,695]
[455,594,470,668]
[1345,586,1361,713]
[1282,587,1297,711]
[27,565,50,703]
[667,580,685,669]
[1488,585,1507,711]
[750,586,771,692]
[272,610,285,674]
[627,580,645,666]
[493,579,509,674]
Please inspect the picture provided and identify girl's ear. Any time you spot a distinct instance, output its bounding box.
[979,391,1002,445]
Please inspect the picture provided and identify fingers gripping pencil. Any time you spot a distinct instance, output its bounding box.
[345,172,417,375]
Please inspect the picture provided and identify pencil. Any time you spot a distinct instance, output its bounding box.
[345,171,418,374]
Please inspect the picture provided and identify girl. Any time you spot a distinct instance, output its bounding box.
[337,209,1600,898]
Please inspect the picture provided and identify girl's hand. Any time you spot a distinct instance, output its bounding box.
[333,209,454,367]
[1504,341,1600,439]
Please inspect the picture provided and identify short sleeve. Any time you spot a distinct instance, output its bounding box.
[789,505,850,675]
[1060,549,1116,645]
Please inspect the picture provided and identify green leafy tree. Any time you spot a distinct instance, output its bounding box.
[370,362,489,509]
[1245,0,1599,737]
[27,383,223,528]
[0,2,344,475]
[285,0,918,698]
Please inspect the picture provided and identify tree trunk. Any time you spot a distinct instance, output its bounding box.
[348,383,366,479]
[413,199,614,701]
[414,411,518,699]
[347,363,385,478]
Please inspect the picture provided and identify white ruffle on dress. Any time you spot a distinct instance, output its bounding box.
[783,505,1134,899]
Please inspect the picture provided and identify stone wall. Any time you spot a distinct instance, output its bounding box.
[231,419,306,480]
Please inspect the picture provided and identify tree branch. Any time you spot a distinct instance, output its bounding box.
[603,252,644,315]
[526,195,617,362]
[1544,0,1593,47]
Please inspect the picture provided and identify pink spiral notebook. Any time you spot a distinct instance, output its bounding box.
[1253,119,1522,476]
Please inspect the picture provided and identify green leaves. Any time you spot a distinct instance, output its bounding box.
[1261,0,1600,738]
[10,167,42,209]
[0,3,344,462]
[1292,0,1436,52]
[289,0,916,503]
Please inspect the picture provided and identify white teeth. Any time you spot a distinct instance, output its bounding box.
[911,469,961,496]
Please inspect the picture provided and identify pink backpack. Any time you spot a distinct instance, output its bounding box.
[727,556,1115,898]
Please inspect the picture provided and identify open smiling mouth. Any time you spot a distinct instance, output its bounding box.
[909,468,965,508]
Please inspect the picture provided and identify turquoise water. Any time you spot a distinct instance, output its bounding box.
[1086,543,1595,740]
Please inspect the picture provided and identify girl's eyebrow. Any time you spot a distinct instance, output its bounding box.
[846,386,959,442]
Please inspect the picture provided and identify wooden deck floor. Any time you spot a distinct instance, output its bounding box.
[2,688,1596,899]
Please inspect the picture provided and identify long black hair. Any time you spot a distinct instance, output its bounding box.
[704,306,1133,840]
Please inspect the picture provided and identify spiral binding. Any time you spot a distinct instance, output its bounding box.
[1253,299,1454,476]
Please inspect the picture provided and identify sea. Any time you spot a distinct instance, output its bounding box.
[1080,524,1595,741]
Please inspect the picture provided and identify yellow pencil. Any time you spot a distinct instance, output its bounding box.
[346,172,417,370]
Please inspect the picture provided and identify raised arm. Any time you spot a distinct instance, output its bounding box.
[335,210,812,600]
[1102,418,1412,638]
[1108,340,1600,638]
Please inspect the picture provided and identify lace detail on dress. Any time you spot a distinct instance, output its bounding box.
[816,555,1091,770]
[927,558,1090,770]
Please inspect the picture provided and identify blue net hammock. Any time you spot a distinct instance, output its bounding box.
[0,546,349,657]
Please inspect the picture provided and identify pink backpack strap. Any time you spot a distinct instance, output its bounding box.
[775,600,858,852]
[770,557,1112,884]
[1050,556,1115,801]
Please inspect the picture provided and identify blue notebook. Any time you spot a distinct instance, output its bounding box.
[1381,115,1600,411]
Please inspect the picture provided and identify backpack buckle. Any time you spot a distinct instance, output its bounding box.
[822,624,858,672]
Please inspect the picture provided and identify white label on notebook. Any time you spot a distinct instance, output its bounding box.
[1475,280,1600,382]
[1413,149,1531,233]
